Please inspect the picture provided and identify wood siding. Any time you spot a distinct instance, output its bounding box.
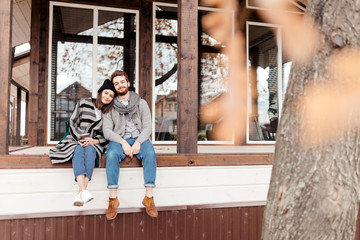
[1,205,360,240]
[0,206,264,240]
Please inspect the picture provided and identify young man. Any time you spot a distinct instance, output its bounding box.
[102,70,158,220]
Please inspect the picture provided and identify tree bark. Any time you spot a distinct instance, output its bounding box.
[262,0,360,239]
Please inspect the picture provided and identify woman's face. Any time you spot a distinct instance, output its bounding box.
[101,89,115,105]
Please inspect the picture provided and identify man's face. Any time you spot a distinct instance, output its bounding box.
[113,75,130,96]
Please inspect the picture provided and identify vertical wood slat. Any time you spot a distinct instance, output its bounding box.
[139,1,153,109]
[2,205,360,239]
[36,0,48,145]
[177,0,198,154]
[25,91,29,142]
[28,0,40,146]
[0,0,12,154]
[15,87,22,146]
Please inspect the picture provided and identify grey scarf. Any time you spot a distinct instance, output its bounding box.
[113,91,140,117]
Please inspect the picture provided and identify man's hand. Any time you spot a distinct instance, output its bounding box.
[131,141,141,156]
[120,140,132,158]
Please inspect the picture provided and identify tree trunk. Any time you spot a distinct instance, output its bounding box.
[262,0,360,239]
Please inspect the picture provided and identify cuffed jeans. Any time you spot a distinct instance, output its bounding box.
[106,139,157,188]
[72,145,96,181]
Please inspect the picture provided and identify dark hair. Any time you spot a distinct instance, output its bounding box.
[94,90,114,114]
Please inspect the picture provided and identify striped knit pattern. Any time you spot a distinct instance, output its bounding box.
[49,98,107,165]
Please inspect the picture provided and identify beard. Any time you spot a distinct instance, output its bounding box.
[117,86,129,96]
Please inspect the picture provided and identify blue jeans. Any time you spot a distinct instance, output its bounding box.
[106,139,157,188]
[72,145,96,181]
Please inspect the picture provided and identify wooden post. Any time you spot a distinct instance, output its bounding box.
[177,0,198,153]
[139,1,153,109]
[25,91,29,143]
[0,0,13,154]
[15,87,21,146]
[28,0,40,146]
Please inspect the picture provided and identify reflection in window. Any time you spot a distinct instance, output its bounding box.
[199,10,231,142]
[97,11,137,91]
[154,5,178,142]
[153,4,232,143]
[50,6,93,141]
[49,4,138,142]
[247,23,289,142]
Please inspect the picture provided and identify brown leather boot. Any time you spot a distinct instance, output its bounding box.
[106,197,119,220]
[142,196,158,217]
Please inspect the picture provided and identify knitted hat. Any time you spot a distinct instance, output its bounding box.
[98,79,116,94]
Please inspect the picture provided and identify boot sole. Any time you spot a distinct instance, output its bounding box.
[73,201,84,207]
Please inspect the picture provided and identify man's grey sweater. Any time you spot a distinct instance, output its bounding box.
[103,98,152,144]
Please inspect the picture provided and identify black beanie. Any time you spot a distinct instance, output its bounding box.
[98,79,116,94]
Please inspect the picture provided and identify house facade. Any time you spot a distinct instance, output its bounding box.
[6,1,358,240]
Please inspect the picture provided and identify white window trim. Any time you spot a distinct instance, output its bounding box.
[246,21,283,144]
[47,1,139,144]
[246,0,306,13]
[152,2,235,145]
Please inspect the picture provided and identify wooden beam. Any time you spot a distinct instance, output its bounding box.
[0,153,273,169]
[139,1,153,108]
[15,87,21,146]
[25,92,29,141]
[36,0,49,146]
[0,0,12,154]
[177,0,198,153]
[28,0,40,146]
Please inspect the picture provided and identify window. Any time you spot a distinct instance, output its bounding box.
[246,22,291,143]
[48,2,138,143]
[153,3,233,144]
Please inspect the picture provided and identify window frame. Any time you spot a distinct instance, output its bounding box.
[47,1,139,144]
[246,21,283,144]
[152,2,235,145]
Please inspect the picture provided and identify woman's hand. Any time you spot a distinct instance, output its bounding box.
[78,137,99,147]
[120,140,133,158]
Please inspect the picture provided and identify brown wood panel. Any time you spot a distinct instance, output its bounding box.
[0,153,273,169]
[15,87,21,146]
[0,0,12,154]
[4,205,360,240]
[29,0,41,146]
[139,1,153,109]
[35,0,49,146]
[177,0,198,154]
[249,206,259,240]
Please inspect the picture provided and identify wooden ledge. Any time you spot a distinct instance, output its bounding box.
[0,153,273,169]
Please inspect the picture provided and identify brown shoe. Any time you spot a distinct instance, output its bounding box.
[106,197,119,220]
[142,196,158,217]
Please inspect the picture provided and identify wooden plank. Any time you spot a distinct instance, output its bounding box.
[25,92,29,139]
[0,153,273,169]
[177,0,198,153]
[0,0,12,154]
[139,1,153,109]
[36,0,49,146]
[15,87,21,146]
[28,0,40,146]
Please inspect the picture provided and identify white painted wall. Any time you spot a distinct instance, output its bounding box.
[0,165,272,219]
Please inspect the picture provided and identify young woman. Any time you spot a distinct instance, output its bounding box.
[49,79,116,206]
